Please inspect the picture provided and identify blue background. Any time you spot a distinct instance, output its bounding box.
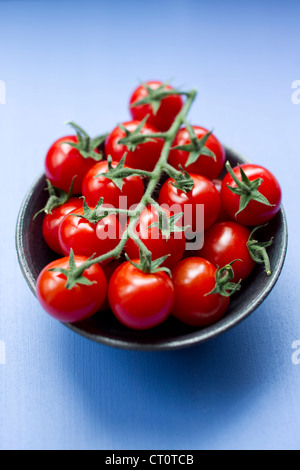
[0,0,300,450]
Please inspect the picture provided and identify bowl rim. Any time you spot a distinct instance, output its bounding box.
[15,145,288,351]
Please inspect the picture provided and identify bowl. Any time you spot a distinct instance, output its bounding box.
[16,146,288,351]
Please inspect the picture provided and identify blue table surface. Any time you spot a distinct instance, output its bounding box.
[0,0,300,450]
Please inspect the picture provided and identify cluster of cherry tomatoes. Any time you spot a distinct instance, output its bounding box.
[35,81,282,331]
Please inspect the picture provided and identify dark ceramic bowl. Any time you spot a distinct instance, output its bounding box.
[16,147,288,351]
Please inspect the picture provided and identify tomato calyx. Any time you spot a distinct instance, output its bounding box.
[130,81,183,115]
[247,225,273,276]
[64,122,107,161]
[206,260,242,297]
[166,164,195,193]
[97,154,149,191]
[148,211,188,240]
[34,177,76,219]
[172,121,217,166]
[225,161,275,217]
[72,197,110,224]
[48,249,97,290]
[125,250,172,277]
[117,116,158,152]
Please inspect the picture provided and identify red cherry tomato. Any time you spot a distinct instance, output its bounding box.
[45,136,99,194]
[197,222,255,282]
[171,257,229,327]
[221,164,282,226]
[125,206,186,269]
[36,256,107,323]
[105,120,164,172]
[82,160,145,208]
[168,126,225,180]
[42,198,83,254]
[129,80,184,131]
[58,208,122,263]
[158,173,221,232]
[108,261,174,330]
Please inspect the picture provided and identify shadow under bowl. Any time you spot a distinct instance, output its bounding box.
[16,146,288,351]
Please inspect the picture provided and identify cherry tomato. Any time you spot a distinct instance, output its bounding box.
[129,80,184,131]
[42,198,83,254]
[58,208,122,263]
[105,120,164,172]
[125,206,186,269]
[171,257,229,327]
[82,160,145,208]
[197,222,255,282]
[108,261,174,330]
[168,126,225,180]
[45,136,100,194]
[212,179,231,223]
[36,256,107,323]
[158,173,221,232]
[221,164,282,226]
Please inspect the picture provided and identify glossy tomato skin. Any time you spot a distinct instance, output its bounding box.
[36,256,107,323]
[169,126,225,180]
[221,164,282,226]
[125,206,186,269]
[197,222,255,282]
[212,179,231,223]
[42,198,83,254]
[158,173,221,232]
[129,80,184,132]
[172,257,229,327]
[108,261,174,330]
[82,160,145,208]
[45,136,99,194]
[105,120,164,172]
[58,208,122,263]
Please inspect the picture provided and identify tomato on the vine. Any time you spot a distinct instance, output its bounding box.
[42,198,83,254]
[221,163,282,226]
[171,257,230,327]
[82,160,145,208]
[45,136,99,194]
[125,206,186,269]
[58,208,122,263]
[105,120,164,172]
[168,126,225,180]
[197,222,256,282]
[158,173,221,232]
[108,260,174,330]
[36,255,107,323]
[129,80,184,132]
